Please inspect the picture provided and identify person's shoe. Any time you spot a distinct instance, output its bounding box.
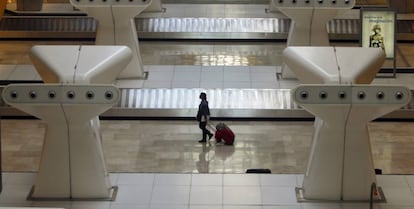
[198,139,207,143]
[208,133,213,140]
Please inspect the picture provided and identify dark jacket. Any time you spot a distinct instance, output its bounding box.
[196,100,210,122]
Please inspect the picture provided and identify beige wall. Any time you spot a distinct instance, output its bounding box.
[407,0,414,13]
[390,0,414,13]
[356,0,388,6]
[0,0,6,18]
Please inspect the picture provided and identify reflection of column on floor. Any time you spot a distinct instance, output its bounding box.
[282,46,403,201]
[69,0,153,80]
[196,144,210,173]
[215,145,235,161]
[271,0,356,79]
[8,45,132,199]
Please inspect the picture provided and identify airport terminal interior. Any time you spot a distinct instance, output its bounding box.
[1,0,414,209]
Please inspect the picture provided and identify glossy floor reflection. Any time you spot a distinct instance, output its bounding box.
[2,119,414,174]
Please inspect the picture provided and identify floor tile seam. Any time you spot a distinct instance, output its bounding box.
[220,65,225,88]
[222,185,262,187]
[408,185,414,199]
[0,64,18,67]
[6,66,26,80]
[172,65,188,85]
[296,175,303,188]
[0,64,282,82]
[167,67,174,88]
[188,174,193,209]
[222,173,224,209]
[258,175,265,207]
[4,64,36,81]
[249,65,254,88]
[158,4,272,18]
[200,68,225,82]
[198,68,202,88]
[148,172,157,208]
[259,181,299,188]
[402,175,412,188]
[378,175,411,188]
[3,180,35,187]
[5,65,18,80]
[110,173,120,186]
[407,176,414,188]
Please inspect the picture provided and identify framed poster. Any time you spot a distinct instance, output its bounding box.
[360,8,396,59]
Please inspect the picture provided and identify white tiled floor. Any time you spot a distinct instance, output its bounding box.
[0,64,287,89]
[145,65,282,89]
[1,173,414,209]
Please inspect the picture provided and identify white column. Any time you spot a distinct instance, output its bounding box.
[69,0,152,79]
[292,85,410,201]
[2,85,120,199]
[273,0,356,78]
[11,45,132,199]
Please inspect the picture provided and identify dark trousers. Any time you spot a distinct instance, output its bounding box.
[199,121,212,140]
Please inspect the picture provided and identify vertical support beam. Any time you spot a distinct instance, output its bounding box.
[69,0,152,79]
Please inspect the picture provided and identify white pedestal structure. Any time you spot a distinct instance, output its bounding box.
[2,84,121,200]
[283,46,385,84]
[2,45,132,200]
[292,85,410,201]
[283,46,401,201]
[69,0,152,79]
[30,45,132,84]
[272,0,355,78]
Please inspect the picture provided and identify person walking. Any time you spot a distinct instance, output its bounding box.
[196,92,213,143]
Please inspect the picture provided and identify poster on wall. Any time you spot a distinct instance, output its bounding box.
[361,9,395,59]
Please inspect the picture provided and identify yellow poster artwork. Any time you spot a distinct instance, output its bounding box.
[361,10,395,59]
